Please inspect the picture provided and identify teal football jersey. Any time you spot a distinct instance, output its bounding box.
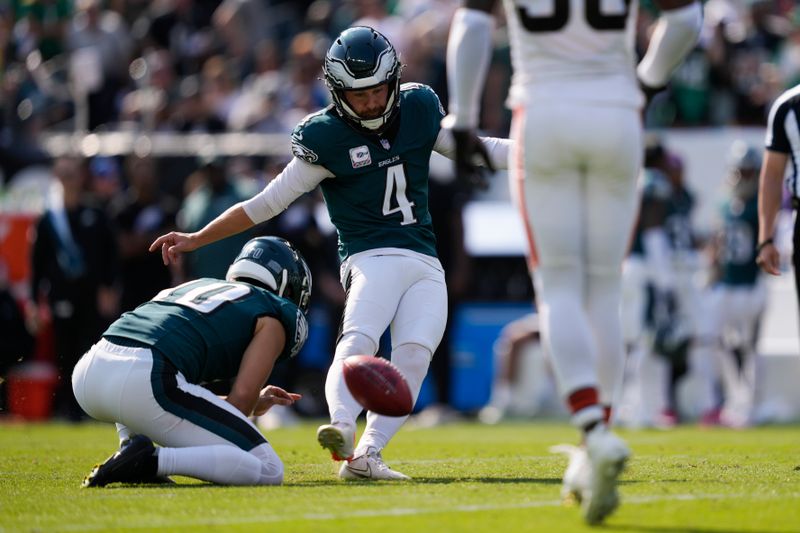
[718,195,760,286]
[290,83,444,261]
[630,169,672,256]
[103,278,308,383]
[664,185,696,258]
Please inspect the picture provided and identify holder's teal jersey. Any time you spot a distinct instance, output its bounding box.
[718,195,760,287]
[290,83,444,261]
[103,278,307,383]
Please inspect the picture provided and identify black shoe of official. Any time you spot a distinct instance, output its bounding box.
[82,435,161,487]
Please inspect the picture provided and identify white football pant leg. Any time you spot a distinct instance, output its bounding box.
[325,251,446,439]
[325,253,399,429]
[325,331,378,428]
[621,257,649,348]
[358,343,433,454]
[583,112,641,406]
[616,258,650,426]
[157,443,282,485]
[387,256,447,354]
[357,257,445,453]
[513,102,641,407]
[718,283,766,426]
[686,288,722,418]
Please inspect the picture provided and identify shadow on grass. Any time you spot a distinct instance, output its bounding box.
[284,477,563,486]
[609,525,756,533]
[90,483,214,490]
[92,476,659,489]
[412,476,562,485]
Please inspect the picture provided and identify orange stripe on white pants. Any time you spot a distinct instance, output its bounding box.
[510,105,538,273]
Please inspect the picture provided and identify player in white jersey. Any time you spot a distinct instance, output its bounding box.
[442,0,702,525]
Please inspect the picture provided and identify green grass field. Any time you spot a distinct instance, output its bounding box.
[1,420,799,532]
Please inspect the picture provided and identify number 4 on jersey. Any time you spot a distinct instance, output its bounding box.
[383,164,417,225]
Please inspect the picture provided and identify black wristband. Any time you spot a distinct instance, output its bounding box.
[756,238,774,254]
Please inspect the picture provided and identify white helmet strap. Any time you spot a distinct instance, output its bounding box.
[277,269,288,297]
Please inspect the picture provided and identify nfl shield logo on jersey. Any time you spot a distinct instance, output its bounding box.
[349,145,372,168]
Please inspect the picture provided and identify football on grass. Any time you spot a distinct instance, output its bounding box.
[342,355,413,417]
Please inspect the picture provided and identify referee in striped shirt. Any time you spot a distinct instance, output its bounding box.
[757,85,800,310]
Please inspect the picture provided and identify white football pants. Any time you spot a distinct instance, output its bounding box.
[510,102,642,409]
[325,249,447,453]
[702,281,767,425]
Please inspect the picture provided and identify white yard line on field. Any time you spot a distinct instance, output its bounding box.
[52,492,800,531]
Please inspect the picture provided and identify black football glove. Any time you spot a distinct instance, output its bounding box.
[451,128,495,191]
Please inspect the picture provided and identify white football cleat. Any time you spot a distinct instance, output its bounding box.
[339,447,410,481]
[316,423,355,461]
[583,426,630,525]
[549,444,590,505]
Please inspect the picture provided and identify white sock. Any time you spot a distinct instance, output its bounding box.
[357,343,431,454]
[586,271,626,405]
[536,266,598,395]
[157,443,282,485]
[325,331,378,428]
[116,423,132,445]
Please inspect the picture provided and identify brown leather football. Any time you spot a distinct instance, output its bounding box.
[342,355,413,417]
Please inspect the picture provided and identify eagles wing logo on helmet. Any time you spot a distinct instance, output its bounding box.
[324,45,399,90]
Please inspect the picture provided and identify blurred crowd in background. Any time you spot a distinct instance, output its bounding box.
[2,0,800,151]
[0,0,796,425]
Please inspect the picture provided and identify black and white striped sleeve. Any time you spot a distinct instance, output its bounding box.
[765,86,800,154]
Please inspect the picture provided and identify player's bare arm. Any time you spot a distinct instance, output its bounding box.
[226,316,291,417]
[756,150,788,276]
[149,204,255,265]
